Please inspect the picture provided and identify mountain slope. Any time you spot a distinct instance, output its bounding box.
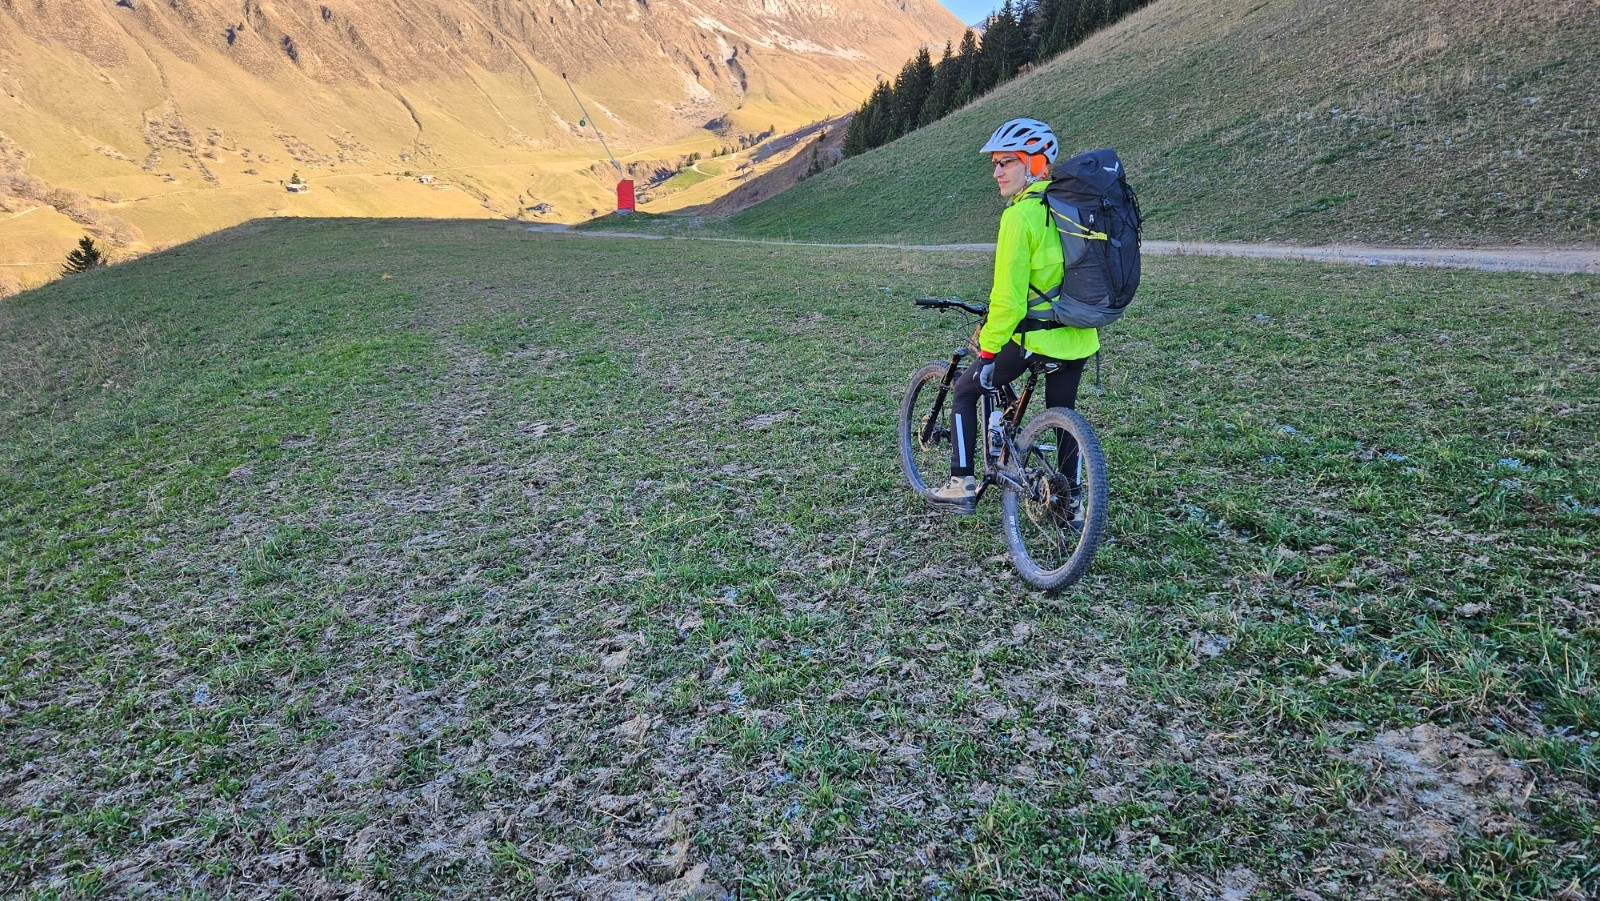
[723,0,1599,247]
[0,0,963,292]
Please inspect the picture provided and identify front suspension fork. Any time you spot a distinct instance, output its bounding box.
[920,348,969,445]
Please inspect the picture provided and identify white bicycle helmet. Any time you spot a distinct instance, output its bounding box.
[980,118,1059,165]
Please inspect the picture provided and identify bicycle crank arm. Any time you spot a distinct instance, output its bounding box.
[988,469,1029,495]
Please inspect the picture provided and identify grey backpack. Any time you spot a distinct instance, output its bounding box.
[1023,148,1143,331]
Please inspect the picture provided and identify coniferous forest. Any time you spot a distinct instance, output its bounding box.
[843,0,1157,157]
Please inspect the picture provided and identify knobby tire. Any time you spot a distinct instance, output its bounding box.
[1000,407,1108,592]
[898,362,960,498]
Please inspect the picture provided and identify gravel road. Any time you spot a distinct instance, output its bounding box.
[531,226,1600,275]
[1141,240,1600,275]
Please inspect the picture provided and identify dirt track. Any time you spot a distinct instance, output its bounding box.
[1140,240,1600,275]
[854,239,1600,275]
[533,225,1600,275]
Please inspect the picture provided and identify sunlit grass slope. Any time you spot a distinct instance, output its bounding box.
[3,219,1597,896]
[723,0,1599,247]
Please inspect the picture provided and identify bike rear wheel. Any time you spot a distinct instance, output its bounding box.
[1000,407,1108,592]
[899,362,961,498]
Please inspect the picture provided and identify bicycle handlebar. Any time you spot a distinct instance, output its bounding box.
[913,297,988,316]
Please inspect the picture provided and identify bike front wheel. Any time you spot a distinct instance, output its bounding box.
[898,362,960,498]
[1000,407,1108,592]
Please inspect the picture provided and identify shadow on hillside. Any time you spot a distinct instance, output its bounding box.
[191,216,537,246]
[2,217,575,300]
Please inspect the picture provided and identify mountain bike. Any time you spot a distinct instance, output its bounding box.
[898,297,1108,592]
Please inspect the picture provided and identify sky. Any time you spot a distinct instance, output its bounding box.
[937,0,998,28]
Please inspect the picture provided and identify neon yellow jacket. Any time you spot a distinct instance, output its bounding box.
[980,179,1100,361]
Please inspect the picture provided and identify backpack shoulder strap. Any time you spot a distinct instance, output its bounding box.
[1030,195,1062,308]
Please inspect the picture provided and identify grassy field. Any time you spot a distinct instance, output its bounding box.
[659,168,715,193]
[586,0,1599,250]
[2,220,1596,898]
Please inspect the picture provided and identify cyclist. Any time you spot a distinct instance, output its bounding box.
[931,117,1100,512]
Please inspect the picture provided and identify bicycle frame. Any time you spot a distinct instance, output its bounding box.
[918,315,1049,504]
[980,364,1049,501]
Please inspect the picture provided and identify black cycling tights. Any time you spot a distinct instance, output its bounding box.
[949,343,1088,478]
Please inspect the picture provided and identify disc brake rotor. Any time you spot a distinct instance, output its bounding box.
[1023,468,1081,533]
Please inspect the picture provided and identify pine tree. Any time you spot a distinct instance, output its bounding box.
[992,0,1030,83]
[920,42,959,127]
[1076,0,1109,44]
[1039,0,1082,60]
[894,48,935,139]
[952,29,982,108]
[860,81,895,150]
[836,0,1153,157]
[975,11,1004,92]
[1016,0,1043,59]
[845,82,895,158]
[976,2,1027,93]
[843,112,867,158]
[1031,0,1062,59]
[62,236,104,274]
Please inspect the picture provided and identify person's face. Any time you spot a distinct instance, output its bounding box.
[992,152,1030,198]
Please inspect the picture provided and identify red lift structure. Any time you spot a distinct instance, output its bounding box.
[562,73,633,213]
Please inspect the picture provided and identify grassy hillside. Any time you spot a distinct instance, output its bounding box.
[3,220,1597,896]
[711,0,1599,247]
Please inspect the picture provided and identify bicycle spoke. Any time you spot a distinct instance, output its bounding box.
[899,363,961,496]
[1000,407,1108,593]
[1019,469,1076,564]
